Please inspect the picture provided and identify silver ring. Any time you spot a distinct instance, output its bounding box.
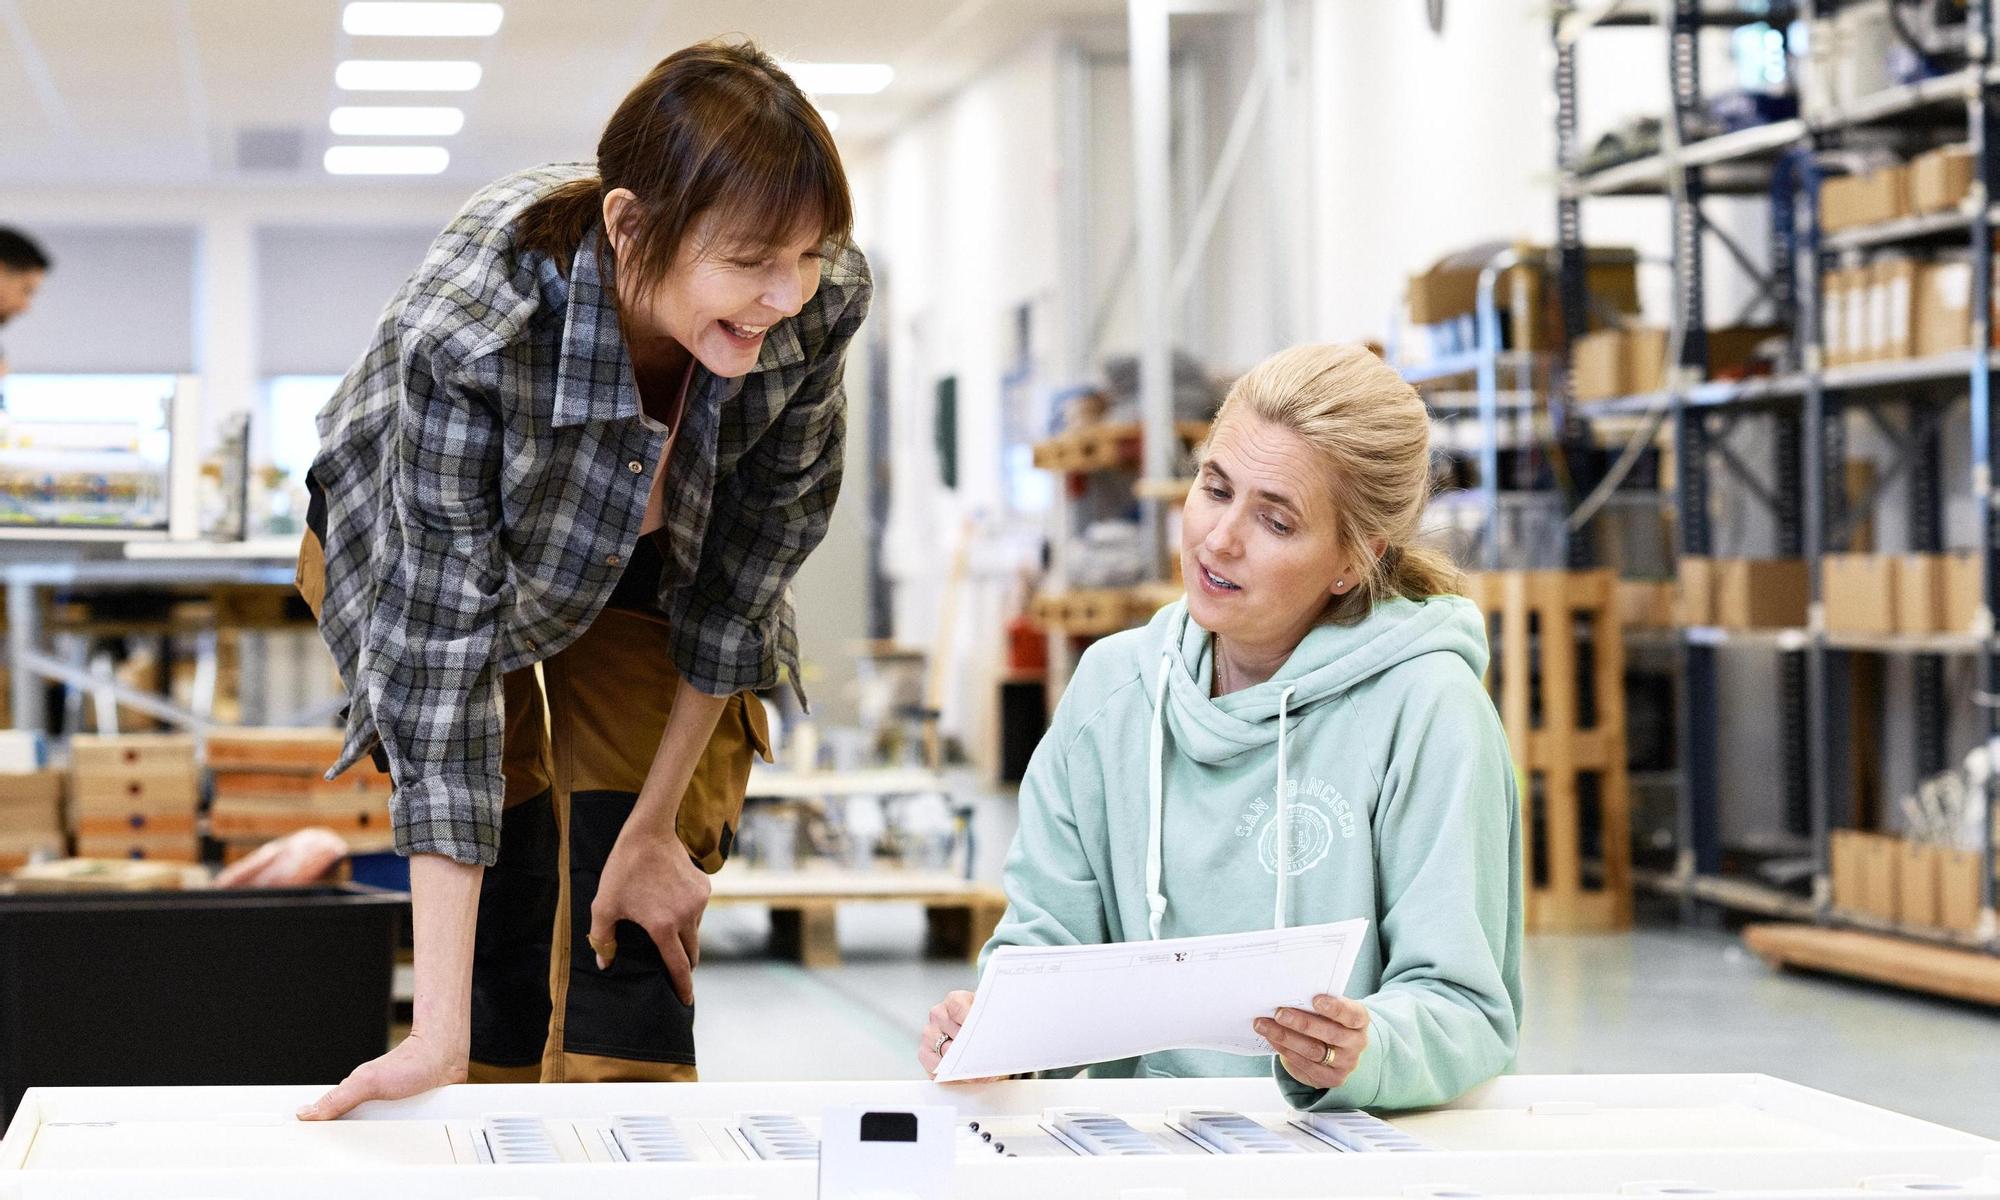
[932,1032,953,1055]
[1320,1043,1338,1068]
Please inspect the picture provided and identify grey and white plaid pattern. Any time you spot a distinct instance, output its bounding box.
[310,162,870,865]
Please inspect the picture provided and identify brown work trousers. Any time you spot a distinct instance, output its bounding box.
[297,498,767,1084]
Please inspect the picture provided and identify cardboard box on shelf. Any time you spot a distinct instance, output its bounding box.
[1624,327,1669,393]
[1676,557,1716,627]
[1943,550,1983,634]
[1831,829,1901,920]
[1896,839,1943,927]
[1572,328,1626,400]
[1407,242,1640,351]
[1822,553,1896,635]
[1823,268,1851,366]
[1913,260,1973,358]
[1866,257,1920,363]
[1892,554,1946,635]
[1840,266,1871,364]
[1937,847,1984,933]
[1830,829,1867,912]
[1909,144,1975,216]
[1615,580,1678,629]
[1856,830,1901,921]
[1706,326,1784,376]
[1819,165,1908,232]
[1715,558,1809,630]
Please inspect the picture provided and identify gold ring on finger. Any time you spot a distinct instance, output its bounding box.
[1320,1043,1337,1068]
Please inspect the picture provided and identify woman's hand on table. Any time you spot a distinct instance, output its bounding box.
[296,1028,467,1121]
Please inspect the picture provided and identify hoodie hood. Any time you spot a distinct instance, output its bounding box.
[1149,594,1490,765]
[1141,594,1489,939]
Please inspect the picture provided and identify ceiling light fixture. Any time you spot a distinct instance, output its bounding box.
[342,3,504,37]
[335,59,482,91]
[329,105,465,136]
[324,145,451,175]
[817,108,842,133]
[779,61,893,95]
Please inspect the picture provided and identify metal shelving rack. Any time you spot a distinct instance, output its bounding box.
[1555,0,1999,948]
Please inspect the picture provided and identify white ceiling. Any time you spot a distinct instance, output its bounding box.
[0,0,1126,188]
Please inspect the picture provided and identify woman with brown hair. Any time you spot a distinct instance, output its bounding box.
[293,39,869,1118]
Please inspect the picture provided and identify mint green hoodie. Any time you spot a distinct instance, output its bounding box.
[981,595,1522,1112]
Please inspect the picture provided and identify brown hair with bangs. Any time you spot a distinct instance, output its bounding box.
[516,37,852,298]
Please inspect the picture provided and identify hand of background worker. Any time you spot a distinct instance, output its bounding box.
[588,827,710,1004]
[214,827,349,888]
[916,989,1000,1083]
[1256,993,1370,1091]
[295,1027,467,1121]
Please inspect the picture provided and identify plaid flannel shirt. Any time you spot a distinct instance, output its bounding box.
[310,162,870,866]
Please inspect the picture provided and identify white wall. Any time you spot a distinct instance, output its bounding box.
[1,226,198,373]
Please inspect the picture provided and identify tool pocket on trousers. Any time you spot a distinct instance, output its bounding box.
[563,788,697,1064]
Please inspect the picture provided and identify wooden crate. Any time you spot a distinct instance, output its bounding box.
[69,735,196,774]
[1462,569,1632,932]
[205,728,349,772]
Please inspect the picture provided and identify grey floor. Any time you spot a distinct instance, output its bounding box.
[690,905,2000,1138]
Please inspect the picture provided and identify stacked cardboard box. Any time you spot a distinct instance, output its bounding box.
[1677,558,1809,630]
[0,770,66,871]
[1406,242,1639,354]
[1822,553,1897,634]
[1828,255,2000,367]
[1831,829,1984,934]
[1571,326,1782,401]
[68,735,199,862]
[1819,163,1909,232]
[208,729,393,855]
[1909,145,1975,216]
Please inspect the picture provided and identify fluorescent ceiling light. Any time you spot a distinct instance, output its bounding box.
[817,108,841,132]
[343,3,504,37]
[329,105,465,136]
[335,59,482,91]
[780,61,893,95]
[324,145,451,175]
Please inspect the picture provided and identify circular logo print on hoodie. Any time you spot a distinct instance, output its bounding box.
[1257,801,1335,877]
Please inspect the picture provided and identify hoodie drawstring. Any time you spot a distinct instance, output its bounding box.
[1273,683,1297,930]
[1146,650,1174,940]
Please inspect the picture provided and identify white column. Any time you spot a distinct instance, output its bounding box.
[193,215,258,451]
[1129,0,1176,497]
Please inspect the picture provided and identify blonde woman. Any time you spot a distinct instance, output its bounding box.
[919,344,1522,1111]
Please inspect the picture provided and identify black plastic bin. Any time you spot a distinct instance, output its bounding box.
[0,884,408,1122]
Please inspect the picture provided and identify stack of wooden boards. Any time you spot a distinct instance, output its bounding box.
[0,769,64,871]
[208,728,392,863]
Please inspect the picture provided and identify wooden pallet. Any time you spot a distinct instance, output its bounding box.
[708,868,1009,970]
[1744,922,2000,1007]
[1031,420,1211,474]
[1463,569,1633,932]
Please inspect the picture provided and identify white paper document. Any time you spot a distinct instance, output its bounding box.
[934,918,1369,1082]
